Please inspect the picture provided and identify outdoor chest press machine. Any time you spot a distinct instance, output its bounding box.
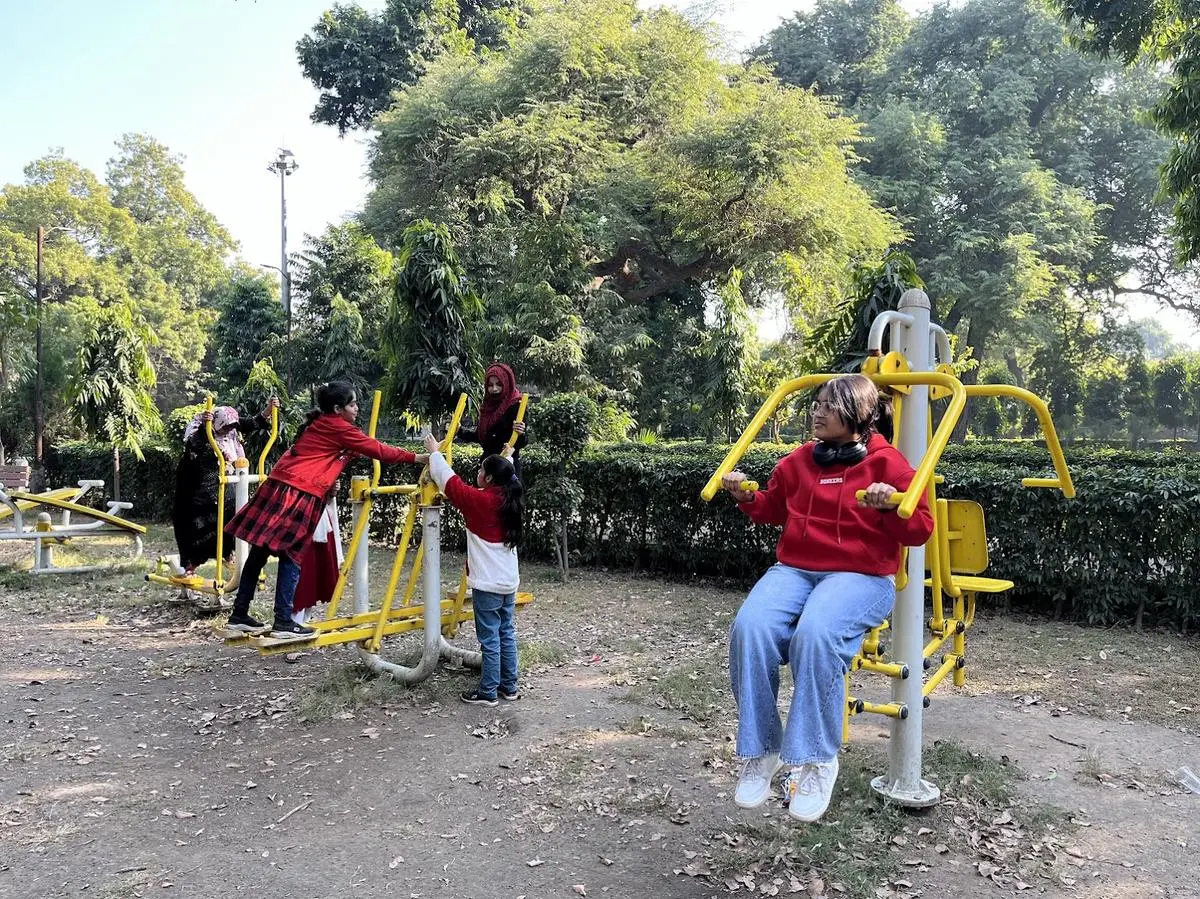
[701,289,1075,807]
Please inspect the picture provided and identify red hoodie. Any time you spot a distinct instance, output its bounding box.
[738,433,933,576]
[268,414,417,499]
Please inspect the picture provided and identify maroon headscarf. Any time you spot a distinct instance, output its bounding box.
[477,363,522,437]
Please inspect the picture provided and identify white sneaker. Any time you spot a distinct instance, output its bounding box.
[734,753,783,809]
[784,756,839,822]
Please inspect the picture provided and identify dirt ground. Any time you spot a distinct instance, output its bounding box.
[1,529,1197,899]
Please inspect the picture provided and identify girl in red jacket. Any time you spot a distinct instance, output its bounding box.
[224,382,428,639]
[424,432,525,707]
[720,374,933,824]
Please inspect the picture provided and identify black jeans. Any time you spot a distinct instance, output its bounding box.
[233,545,302,623]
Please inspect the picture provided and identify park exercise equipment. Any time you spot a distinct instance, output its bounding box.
[144,397,279,603]
[220,390,533,685]
[701,288,1075,808]
[0,479,146,574]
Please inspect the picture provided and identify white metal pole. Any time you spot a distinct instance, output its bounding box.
[357,500,444,684]
[233,461,250,574]
[871,288,940,808]
[351,476,370,616]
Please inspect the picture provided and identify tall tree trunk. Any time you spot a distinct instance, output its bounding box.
[951,319,985,442]
[1004,349,1026,389]
[112,447,122,502]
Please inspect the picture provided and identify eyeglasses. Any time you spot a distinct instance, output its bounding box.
[811,401,835,414]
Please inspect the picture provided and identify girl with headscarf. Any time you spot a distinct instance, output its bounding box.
[170,400,277,575]
[457,363,528,476]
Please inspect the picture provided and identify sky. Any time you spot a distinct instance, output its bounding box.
[0,0,1194,346]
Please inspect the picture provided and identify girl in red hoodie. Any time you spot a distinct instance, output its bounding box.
[721,374,933,824]
[224,381,428,639]
[424,432,525,707]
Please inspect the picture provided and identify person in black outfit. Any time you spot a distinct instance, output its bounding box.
[457,363,528,476]
[170,400,277,575]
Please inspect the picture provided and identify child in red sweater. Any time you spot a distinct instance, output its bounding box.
[721,374,933,824]
[424,433,525,707]
[225,382,428,640]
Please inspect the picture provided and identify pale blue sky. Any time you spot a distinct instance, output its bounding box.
[0,0,1190,342]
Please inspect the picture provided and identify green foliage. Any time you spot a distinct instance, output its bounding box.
[72,302,160,460]
[381,220,482,429]
[807,249,924,373]
[365,0,897,417]
[534,392,598,461]
[288,222,394,395]
[1153,355,1191,438]
[297,0,527,134]
[763,0,1196,382]
[211,275,284,393]
[1056,0,1200,262]
[0,139,238,419]
[45,441,180,521]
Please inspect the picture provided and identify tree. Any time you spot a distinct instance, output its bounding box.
[1124,352,1154,448]
[0,142,238,424]
[380,220,482,429]
[761,0,1194,388]
[73,303,161,499]
[752,0,910,105]
[289,222,395,392]
[211,275,285,393]
[297,0,527,134]
[1055,0,1200,262]
[972,363,1017,439]
[699,271,755,442]
[321,294,371,398]
[1153,355,1190,440]
[365,0,897,418]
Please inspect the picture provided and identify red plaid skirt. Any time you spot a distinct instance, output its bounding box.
[225,479,324,562]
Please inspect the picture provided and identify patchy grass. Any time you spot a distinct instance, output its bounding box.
[625,662,728,725]
[926,738,1021,806]
[295,664,414,722]
[518,638,568,669]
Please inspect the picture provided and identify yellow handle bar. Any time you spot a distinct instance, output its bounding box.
[257,399,280,479]
[854,490,904,506]
[701,372,967,520]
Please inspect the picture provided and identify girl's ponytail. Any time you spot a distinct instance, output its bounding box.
[291,409,322,452]
[482,454,525,548]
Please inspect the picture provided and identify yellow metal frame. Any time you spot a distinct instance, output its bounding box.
[225,390,535,657]
[697,362,1075,746]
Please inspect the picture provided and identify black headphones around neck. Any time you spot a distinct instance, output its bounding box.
[812,438,869,467]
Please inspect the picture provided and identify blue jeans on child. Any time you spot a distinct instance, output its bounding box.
[729,564,895,765]
[472,590,518,699]
[232,544,302,622]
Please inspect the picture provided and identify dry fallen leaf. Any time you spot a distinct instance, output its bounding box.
[526,859,544,868]
[572,885,586,896]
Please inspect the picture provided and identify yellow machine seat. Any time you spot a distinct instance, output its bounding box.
[923,574,1012,594]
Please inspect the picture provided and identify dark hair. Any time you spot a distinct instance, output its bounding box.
[292,380,357,450]
[482,454,524,548]
[818,374,893,443]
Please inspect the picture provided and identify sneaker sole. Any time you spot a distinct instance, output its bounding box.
[226,623,269,634]
[269,630,315,641]
[461,697,498,707]
[733,757,784,809]
[499,693,520,702]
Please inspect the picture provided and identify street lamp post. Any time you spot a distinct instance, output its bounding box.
[32,224,68,490]
[34,227,45,482]
[266,149,298,391]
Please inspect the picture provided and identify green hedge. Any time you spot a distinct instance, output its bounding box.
[41,440,1200,630]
